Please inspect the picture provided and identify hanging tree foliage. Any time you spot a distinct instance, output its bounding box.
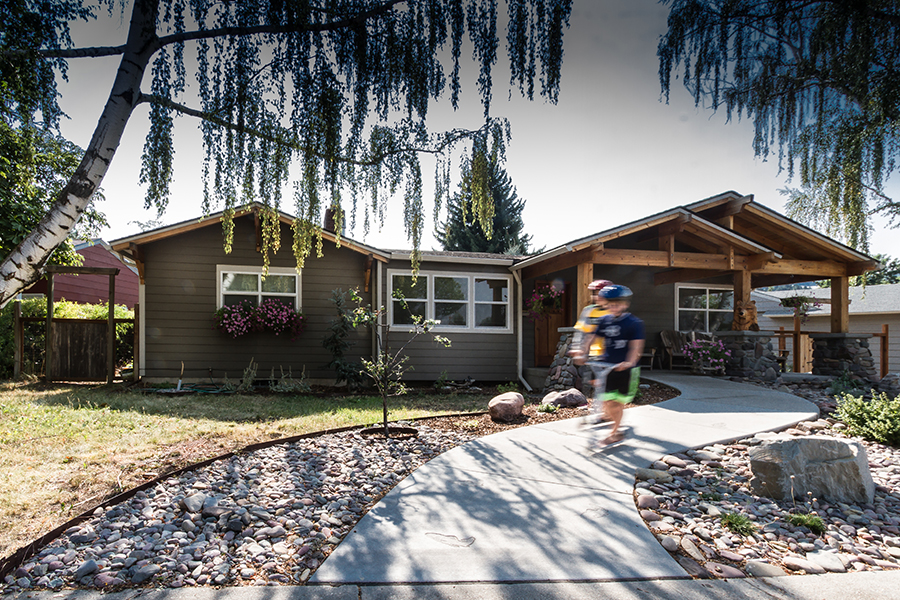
[657,0,900,252]
[0,0,573,308]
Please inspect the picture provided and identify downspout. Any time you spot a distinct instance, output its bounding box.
[374,260,383,357]
[513,270,533,392]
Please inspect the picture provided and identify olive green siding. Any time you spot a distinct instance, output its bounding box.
[142,215,372,381]
[381,258,518,382]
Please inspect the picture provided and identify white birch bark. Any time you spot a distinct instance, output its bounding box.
[0,0,159,308]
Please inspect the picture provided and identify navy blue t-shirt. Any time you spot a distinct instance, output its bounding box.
[594,312,645,364]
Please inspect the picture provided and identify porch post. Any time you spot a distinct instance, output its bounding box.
[576,262,592,313]
[830,276,850,333]
[733,269,751,305]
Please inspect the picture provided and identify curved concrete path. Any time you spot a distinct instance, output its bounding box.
[311,373,819,585]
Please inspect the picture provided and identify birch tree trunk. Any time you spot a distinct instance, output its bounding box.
[0,0,159,309]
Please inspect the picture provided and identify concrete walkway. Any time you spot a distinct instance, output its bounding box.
[310,373,819,584]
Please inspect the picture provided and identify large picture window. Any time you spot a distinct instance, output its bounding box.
[676,285,733,332]
[217,265,301,309]
[389,271,511,332]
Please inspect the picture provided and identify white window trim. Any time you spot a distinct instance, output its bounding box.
[674,283,734,332]
[216,265,302,309]
[387,269,513,334]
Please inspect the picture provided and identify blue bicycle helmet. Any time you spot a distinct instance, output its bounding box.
[600,284,633,300]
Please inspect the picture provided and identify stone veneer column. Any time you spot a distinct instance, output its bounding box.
[543,327,589,393]
[809,333,878,382]
[716,331,780,382]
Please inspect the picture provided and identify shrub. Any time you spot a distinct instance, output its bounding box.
[787,512,826,535]
[720,512,757,536]
[497,381,520,393]
[835,391,900,446]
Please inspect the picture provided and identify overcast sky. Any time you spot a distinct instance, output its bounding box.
[57,0,900,258]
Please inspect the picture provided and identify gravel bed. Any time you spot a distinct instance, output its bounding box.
[2,426,477,591]
[636,379,900,579]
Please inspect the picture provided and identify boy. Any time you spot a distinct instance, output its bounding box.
[582,284,644,447]
[570,279,611,366]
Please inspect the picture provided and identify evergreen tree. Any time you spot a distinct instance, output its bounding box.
[658,0,900,252]
[437,153,533,254]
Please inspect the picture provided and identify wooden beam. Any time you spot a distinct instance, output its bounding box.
[752,259,846,277]
[658,235,675,267]
[733,269,751,305]
[658,214,692,237]
[128,243,146,284]
[654,268,730,286]
[831,276,850,333]
[847,260,881,276]
[699,194,753,220]
[577,262,593,313]
[46,266,119,276]
[593,248,736,270]
[746,252,777,271]
[520,246,594,280]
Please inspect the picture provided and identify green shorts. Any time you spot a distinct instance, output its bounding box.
[601,367,640,404]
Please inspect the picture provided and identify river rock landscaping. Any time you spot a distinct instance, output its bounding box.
[636,379,900,579]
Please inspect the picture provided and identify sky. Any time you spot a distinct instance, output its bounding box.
[56,0,900,259]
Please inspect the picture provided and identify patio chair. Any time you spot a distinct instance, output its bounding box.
[660,329,695,370]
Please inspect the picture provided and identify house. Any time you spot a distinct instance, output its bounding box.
[24,239,140,308]
[110,192,880,386]
[754,285,899,376]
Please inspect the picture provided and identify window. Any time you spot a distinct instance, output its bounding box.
[676,285,733,332]
[389,270,511,332]
[217,265,301,309]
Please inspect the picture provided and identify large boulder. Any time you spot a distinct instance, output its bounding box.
[488,392,525,422]
[541,388,587,408]
[748,435,874,504]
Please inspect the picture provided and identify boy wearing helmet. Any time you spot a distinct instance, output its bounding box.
[583,284,644,447]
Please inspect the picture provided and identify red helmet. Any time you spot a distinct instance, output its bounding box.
[588,279,612,291]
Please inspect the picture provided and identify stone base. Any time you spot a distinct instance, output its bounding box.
[543,328,590,395]
[716,331,780,381]
[809,334,878,383]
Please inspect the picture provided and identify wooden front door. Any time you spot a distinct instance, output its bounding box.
[533,282,571,367]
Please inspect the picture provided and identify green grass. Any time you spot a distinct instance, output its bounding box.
[0,381,488,558]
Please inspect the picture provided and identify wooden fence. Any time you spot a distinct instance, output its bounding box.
[773,323,889,378]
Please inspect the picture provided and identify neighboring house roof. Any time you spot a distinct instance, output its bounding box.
[753,284,900,318]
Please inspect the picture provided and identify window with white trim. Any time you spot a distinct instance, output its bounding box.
[676,285,733,332]
[389,271,511,332]
[217,265,301,309]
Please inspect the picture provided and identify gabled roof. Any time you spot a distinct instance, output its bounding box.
[109,203,390,262]
[511,191,879,288]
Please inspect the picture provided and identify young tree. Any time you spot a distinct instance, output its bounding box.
[0,0,573,308]
[658,0,900,252]
[436,150,534,254]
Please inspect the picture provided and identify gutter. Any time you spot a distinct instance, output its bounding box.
[513,270,532,392]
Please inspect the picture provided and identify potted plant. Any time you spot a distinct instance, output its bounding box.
[213,299,305,340]
[525,283,564,321]
[682,338,731,375]
[780,295,822,324]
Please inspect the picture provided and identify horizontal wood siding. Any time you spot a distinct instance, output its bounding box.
[143,215,373,381]
[381,258,517,382]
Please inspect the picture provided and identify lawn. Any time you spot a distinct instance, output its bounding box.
[0,381,489,559]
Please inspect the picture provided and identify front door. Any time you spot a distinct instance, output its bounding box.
[533,282,571,367]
